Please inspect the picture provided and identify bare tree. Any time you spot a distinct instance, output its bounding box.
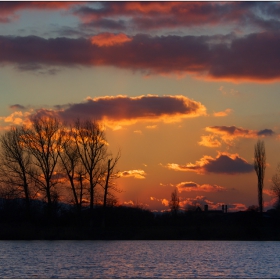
[0,126,33,217]
[254,139,266,213]
[58,126,85,214]
[22,116,62,214]
[169,188,180,216]
[102,151,121,210]
[73,119,107,212]
[271,163,280,209]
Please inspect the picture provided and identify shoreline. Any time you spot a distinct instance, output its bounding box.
[1,223,280,241]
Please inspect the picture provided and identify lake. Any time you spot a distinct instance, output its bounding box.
[0,240,279,278]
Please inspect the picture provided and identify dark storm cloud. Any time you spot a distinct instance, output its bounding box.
[72,2,280,32]
[2,2,280,35]
[1,32,280,81]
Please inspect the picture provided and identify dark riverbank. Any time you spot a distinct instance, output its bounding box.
[1,222,280,240]
[1,199,280,240]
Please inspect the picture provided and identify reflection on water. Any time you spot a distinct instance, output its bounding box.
[0,240,279,278]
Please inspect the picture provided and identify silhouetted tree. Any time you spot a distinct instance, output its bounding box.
[101,151,121,226]
[254,139,266,213]
[169,188,180,216]
[0,117,123,227]
[73,119,107,212]
[58,126,85,214]
[22,116,62,215]
[0,126,33,217]
[271,163,280,210]
[102,151,121,209]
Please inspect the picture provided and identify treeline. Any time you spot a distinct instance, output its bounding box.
[0,116,120,222]
[1,200,280,239]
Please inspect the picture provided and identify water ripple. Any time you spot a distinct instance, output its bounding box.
[0,240,280,278]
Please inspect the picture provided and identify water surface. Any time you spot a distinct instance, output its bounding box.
[0,240,279,278]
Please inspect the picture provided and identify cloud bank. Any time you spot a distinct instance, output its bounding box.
[3,2,280,35]
[1,95,206,130]
[73,2,280,33]
[1,32,280,81]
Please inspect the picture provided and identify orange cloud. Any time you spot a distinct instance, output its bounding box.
[146,125,157,129]
[161,198,169,207]
[228,203,247,212]
[123,200,134,206]
[150,197,169,207]
[198,135,221,147]
[219,86,242,97]
[263,189,275,197]
[0,111,32,128]
[125,2,178,13]
[123,200,149,208]
[91,33,132,47]
[213,108,232,117]
[0,95,206,131]
[179,195,223,210]
[176,181,226,193]
[32,95,206,128]
[207,126,257,138]
[119,169,146,179]
[166,152,254,174]
[180,196,247,212]
[199,125,275,147]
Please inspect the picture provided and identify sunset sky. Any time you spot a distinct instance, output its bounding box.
[1,1,280,212]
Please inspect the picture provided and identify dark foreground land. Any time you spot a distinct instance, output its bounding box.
[1,199,280,240]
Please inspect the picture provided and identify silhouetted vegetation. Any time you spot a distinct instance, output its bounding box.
[271,163,280,210]
[0,117,120,224]
[1,118,280,240]
[254,139,266,213]
[169,188,180,217]
[0,196,280,240]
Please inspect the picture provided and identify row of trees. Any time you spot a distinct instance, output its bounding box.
[0,116,120,220]
[1,117,279,222]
